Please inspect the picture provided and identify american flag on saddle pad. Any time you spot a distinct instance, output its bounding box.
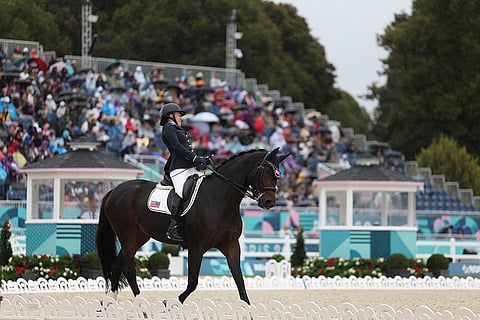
[150,200,161,208]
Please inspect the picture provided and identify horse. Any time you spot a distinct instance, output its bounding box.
[96,147,289,304]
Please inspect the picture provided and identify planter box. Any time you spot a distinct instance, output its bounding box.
[81,268,103,279]
[431,269,449,278]
[386,269,410,278]
[151,269,170,279]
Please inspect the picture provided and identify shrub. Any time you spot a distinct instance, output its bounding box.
[161,244,179,256]
[146,251,169,270]
[0,220,12,266]
[427,253,450,271]
[271,254,285,262]
[290,226,307,267]
[385,253,409,270]
[83,252,102,269]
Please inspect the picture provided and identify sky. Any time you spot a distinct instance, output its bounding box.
[270,0,412,114]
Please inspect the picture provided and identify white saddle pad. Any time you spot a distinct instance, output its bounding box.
[147,175,206,216]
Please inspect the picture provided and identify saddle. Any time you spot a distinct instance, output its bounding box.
[147,173,207,216]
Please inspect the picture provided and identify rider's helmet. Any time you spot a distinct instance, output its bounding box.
[160,103,186,125]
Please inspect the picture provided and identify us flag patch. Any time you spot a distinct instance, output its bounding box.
[150,200,161,208]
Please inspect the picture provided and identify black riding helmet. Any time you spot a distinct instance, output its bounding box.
[160,103,186,125]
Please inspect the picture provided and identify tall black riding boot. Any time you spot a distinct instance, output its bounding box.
[166,194,184,242]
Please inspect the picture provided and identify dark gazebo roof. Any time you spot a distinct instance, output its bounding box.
[319,165,414,182]
[21,141,139,172]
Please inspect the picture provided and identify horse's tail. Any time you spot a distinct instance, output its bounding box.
[96,189,116,291]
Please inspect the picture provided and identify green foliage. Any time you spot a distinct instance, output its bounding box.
[290,226,307,267]
[324,91,372,137]
[0,220,12,266]
[417,136,480,195]
[0,254,80,281]
[371,0,480,159]
[271,254,285,262]
[385,253,409,270]
[146,251,169,270]
[161,244,179,257]
[83,252,102,269]
[426,254,450,271]
[292,256,428,278]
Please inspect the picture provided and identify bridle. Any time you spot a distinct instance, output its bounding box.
[210,159,280,201]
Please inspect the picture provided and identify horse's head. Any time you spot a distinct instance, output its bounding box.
[253,147,290,210]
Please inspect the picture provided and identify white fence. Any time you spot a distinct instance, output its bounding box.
[2,274,480,319]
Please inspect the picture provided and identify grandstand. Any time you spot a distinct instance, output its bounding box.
[1,37,479,245]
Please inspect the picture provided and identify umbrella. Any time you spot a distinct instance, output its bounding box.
[68,75,85,86]
[192,122,210,135]
[49,61,67,73]
[191,112,220,123]
[14,57,30,67]
[306,111,321,119]
[105,59,122,72]
[30,57,48,72]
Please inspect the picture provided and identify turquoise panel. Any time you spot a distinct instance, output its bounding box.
[371,231,390,258]
[26,224,57,255]
[349,230,371,258]
[320,230,350,258]
[56,224,82,255]
[390,230,416,258]
[81,224,97,254]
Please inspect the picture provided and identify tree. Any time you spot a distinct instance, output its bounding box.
[370,0,480,160]
[416,135,480,195]
[290,226,306,268]
[0,220,13,266]
[324,91,372,136]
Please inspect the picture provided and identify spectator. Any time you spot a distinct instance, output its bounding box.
[79,199,99,219]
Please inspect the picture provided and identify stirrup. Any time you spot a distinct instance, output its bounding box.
[166,224,183,242]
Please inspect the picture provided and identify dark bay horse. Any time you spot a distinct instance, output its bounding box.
[96,148,289,304]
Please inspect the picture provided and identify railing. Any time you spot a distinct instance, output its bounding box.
[417,237,480,262]
[123,154,165,181]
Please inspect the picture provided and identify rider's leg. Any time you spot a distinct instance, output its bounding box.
[166,192,184,242]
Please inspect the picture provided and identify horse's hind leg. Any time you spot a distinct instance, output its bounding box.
[220,240,250,304]
[115,231,150,297]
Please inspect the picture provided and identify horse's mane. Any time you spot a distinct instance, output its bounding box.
[215,149,266,170]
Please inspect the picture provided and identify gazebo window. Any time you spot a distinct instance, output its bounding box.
[32,179,54,219]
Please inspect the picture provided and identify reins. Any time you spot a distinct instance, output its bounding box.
[208,160,279,201]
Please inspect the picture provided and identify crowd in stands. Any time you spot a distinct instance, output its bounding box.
[0,46,383,205]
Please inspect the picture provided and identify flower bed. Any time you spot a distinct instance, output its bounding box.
[0,254,166,281]
[292,257,428,278]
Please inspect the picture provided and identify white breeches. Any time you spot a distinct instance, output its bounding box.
[170,167,199,198]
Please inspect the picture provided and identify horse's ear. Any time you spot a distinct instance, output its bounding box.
[266,147,280,160]
[277,152,290,164]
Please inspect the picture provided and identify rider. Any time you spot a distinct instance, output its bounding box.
[160,103,208,242]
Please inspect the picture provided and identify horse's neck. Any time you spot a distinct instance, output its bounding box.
[218,152,263,186]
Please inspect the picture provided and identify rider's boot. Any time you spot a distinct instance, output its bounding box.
[166,193,184,242]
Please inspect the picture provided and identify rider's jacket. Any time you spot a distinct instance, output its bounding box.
[162,121,197,172]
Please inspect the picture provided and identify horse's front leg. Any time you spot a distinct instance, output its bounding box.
[178,248,205,303]
[220,240,250,305]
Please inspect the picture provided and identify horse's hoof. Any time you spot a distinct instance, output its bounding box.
[107,291,118,300]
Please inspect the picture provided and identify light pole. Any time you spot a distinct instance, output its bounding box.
[81,0,98,69]
[225,9,243,86]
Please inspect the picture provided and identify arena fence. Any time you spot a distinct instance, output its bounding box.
[1,274,480,319]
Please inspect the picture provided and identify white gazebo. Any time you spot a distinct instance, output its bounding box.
[20,141,143,255]
[312,165,423,259]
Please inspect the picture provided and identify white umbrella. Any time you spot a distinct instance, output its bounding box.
[191,112,220,123]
